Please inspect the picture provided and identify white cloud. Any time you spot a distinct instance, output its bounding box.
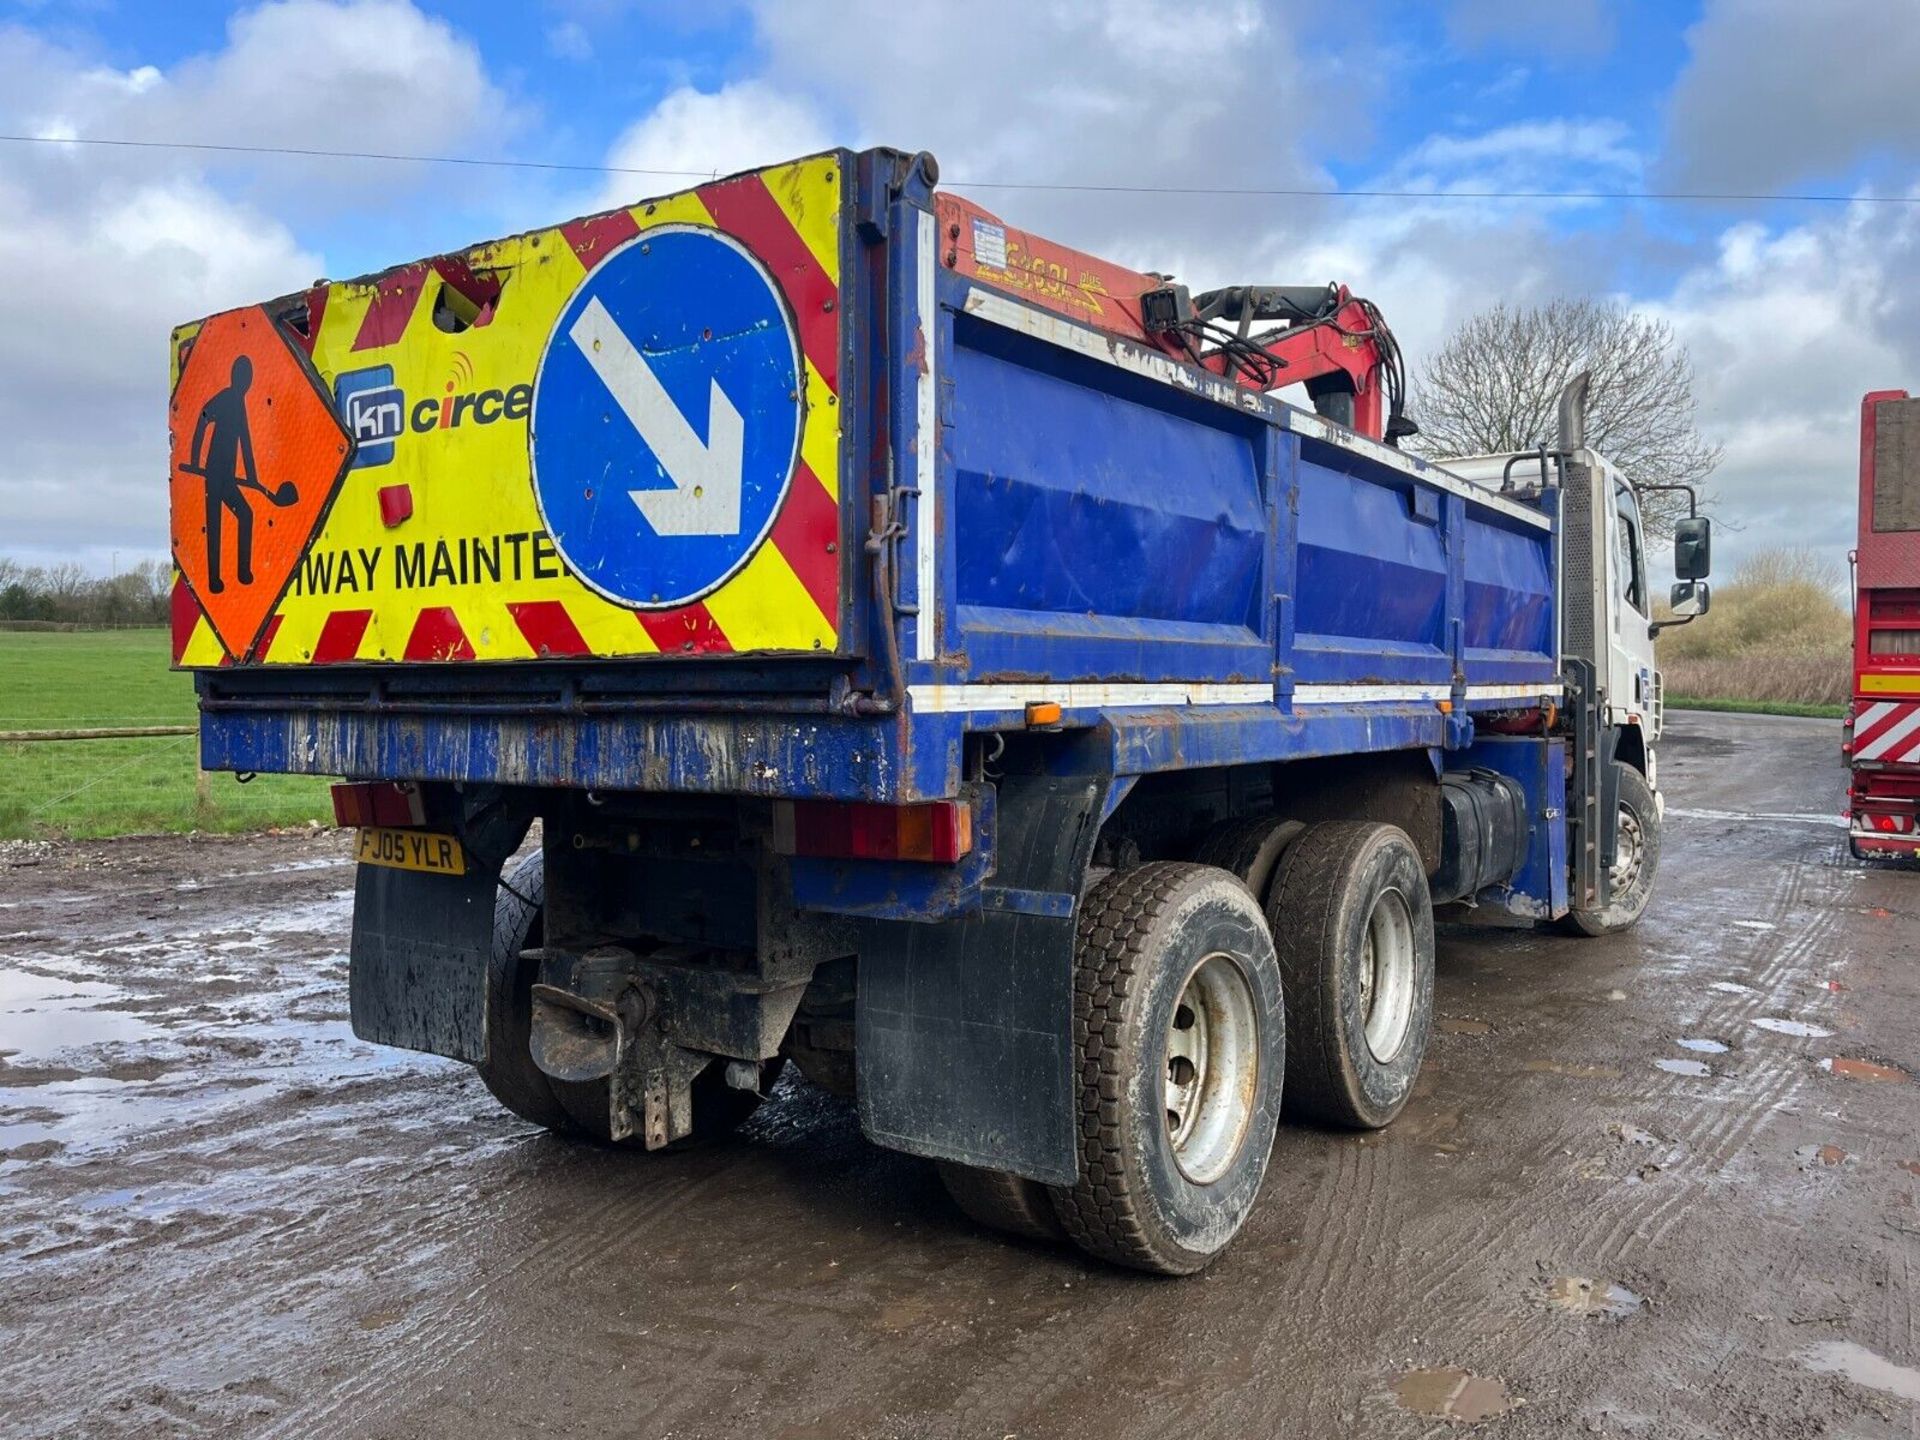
[0,1,507,569]
[1390,119,1641,191]
[1446,0,1615,58]
[1665,0,1920,190]
[1647,198,1920,572]
[743,0,1342,278]
[547,20,592,61]
[597,81,834,208]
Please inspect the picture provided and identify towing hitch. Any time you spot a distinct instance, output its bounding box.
[527,942,812,1149]
[528,949,710,1149]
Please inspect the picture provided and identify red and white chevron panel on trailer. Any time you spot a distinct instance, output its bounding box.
[1851,700,1920,764]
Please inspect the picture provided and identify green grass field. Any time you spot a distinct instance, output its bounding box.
[1667,695,1847,721]
[0,630,332,840]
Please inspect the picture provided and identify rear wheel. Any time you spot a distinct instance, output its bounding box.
[480,851,773,1146]
[478,852,578,1133]
[1195,814,1306,906]
[937,1162,1066,1243]
[1266,822,1434,1130]
[1563,763,1660,936]
[1049,863,1284,1276]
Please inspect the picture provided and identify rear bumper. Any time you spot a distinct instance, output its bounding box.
[199,705,955,804]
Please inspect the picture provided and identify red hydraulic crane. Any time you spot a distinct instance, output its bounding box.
[934,194,1414,444]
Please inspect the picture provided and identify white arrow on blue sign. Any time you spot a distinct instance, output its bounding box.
[530,225,803,609]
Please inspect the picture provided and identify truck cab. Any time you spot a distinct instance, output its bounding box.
[1445,407,1710,931]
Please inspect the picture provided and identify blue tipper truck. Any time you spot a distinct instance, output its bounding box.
[169,148,1710,1273]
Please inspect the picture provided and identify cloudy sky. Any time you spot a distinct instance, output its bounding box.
[2,0,1916,579]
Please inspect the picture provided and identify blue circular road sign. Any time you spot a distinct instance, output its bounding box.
[530,225,802,609]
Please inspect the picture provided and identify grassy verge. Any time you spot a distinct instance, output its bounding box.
[0,630,332,841]
[1666,695,1846,721]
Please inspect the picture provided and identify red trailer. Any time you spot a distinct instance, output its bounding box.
[1845,390,1920,857]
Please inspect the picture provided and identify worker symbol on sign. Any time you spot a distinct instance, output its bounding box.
[168,306,352,661]
[180,355,299,593]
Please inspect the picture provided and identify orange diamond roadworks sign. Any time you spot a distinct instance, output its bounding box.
[169,306,352,660]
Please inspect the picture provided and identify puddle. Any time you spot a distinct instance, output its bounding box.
[1605,1121,1662,1146]
[1391,1368,1519,1422]
[1796,1143,1852,1170]
[1437,1018,1491,1037]
[1544,1275,1644,1320]
[1800,1341,1920,1403]
[0,968,156,1061]
[1523,1060,1622,1080]
[1821,1057,1910,1083]
[1605,989,1627,1001]
[1751,1017,1833,1039]
[1709,980,1758,996]
[1676,1037,1729,1054]
[1655,1058,1713,1077]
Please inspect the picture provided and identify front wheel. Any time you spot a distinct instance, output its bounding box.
[1048,863,1284,1276]
[1562,763,1661,937]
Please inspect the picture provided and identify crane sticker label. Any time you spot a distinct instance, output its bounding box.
[530,226,803,609]
[168,306,352,660]
[168,152,846,668]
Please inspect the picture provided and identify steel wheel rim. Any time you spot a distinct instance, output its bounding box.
[1360,888,1417,1063]
[1610,804,1645,894]
[1163,952,1260,1185]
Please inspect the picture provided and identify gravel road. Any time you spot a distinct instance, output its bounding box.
[2,710,1917,1438]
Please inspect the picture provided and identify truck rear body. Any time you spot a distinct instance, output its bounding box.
[169,146,1689,1264]
[176,148,1563,813]
[1848,390,1920,854]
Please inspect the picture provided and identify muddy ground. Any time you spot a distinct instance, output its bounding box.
[1,710,1917,1439]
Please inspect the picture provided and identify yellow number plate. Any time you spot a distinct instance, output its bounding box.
[355,827,466,876]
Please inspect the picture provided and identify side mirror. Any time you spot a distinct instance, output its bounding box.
[1674,516,1712,580]
[1652,581,1709,636]
[1669,580,1710,617]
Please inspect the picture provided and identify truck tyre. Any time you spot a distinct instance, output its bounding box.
[937,1161,1066,1243]
[1563,763,1661,937]
[479,851,580,1134]
[1048,862,1284,1276]
[1195,815,1306,906]
[484,851,774,1147]
[1266,822,1434,1130]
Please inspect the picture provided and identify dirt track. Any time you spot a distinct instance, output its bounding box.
[3,710,1918,1438]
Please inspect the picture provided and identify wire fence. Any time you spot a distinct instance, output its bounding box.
[0,629,336,842]
[0,725,333,842]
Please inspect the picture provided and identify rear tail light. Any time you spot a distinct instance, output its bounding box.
[772,799,973,862]
[331,781,427,828]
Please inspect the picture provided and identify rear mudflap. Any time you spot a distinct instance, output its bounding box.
[349,857,504,1063]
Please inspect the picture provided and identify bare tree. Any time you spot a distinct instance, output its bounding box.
[1409,299,1721,535]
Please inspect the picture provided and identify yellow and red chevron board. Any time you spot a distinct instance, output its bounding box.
[169,152,846,668]
[1852,699,1920,764]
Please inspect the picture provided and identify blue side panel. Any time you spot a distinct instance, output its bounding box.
[1463,510,1556,670]
[1449,736,1567,918]
[1293,444,1449,683]
[949,323,1265,629]
[941,288,1273,686]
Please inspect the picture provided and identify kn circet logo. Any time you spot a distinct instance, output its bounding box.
[334,352,533,470]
